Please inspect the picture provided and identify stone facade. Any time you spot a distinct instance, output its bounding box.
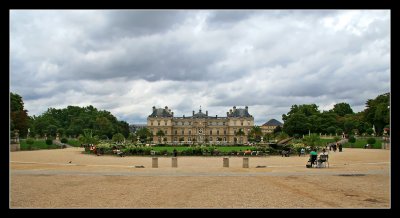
[147,106,254,144]
[261,119,283,134]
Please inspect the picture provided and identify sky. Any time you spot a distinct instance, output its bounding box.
[10,10,390,125]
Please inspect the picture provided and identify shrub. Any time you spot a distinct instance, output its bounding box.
[45,139,53,145]
[367,138,376,145]
[348,135,356,143]
[365,128,374,135]
[26,138,35,145]
[61,138,68,143]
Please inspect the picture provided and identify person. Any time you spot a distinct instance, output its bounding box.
[338,143,343,152]
[320,148,328,155]
[364,144,369,149]
[333,143,337,152]
[317,149,329,168]
[309,149,318,167]
[329,144,332,151]
[300,148,305,156]
[173,149,178,157]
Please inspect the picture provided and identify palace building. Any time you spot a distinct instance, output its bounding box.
[147,106,254,144]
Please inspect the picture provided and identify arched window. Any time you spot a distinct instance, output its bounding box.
[210,130,212,135]
[217,130,219,135]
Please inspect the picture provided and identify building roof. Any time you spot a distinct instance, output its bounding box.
[227,106,252,118]
[148,106,173,118]
[189,109,212,118]
[262,119,283,126]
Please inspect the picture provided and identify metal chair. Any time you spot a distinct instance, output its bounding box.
[317,154,329,168]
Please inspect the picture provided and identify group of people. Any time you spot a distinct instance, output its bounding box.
[308,148,329,168]
[329,143,343,152]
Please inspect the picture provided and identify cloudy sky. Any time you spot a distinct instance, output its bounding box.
[10,10,390,125]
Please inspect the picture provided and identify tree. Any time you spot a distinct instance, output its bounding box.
[302,133,321,149]
[112,133,125,143]
[136,128,153,143]
[79,129,98,144]
[348,135,356,148]
[248,126,263,143]
[273,125,282,134]
[326,126,336,135]
[363,93,389,135]
[10,92,29,137]
[335,128,343,136]
[156,130,165,143]
[330,103,354,116]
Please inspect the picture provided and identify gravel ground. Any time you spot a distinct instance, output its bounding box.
[10,147,390,208]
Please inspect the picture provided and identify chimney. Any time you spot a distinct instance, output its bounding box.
[245,106,248,111]
[152,106,156,111]
[183,115,185,118]
[233,106,236,111]
[193,111,195,116]
[206,111,208,116]
[227,112,229,116]
[165,106,168,109]
[216,115,218,118]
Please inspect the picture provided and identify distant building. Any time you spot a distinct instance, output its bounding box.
[261,119,283,134]
[147,106,254,144]
[129,124,147,133]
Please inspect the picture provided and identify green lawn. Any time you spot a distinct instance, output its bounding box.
[344,138,382,149]
[66,139,81,147]
[19,139,60,150]
[150,146,252,153]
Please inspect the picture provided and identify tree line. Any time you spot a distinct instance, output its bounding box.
[10,92,129,139]
[281,92,390,137]
[10,92,390,142]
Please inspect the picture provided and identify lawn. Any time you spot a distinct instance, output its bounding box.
[66,139,81,147]
[150,146,253,153]
[344,138,382,149]
[19,139,60,150]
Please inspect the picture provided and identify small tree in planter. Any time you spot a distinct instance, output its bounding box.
[348,135,356,148]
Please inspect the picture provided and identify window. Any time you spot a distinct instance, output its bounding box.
[210,130,212,135]
[165,130,168,135]
[151,122,153,126]
[223,122,225,125]
[189,130,191,135]
[188,137,191,142]
[164,121,167,125]
[224,130,226,135]
[175,130,177,135]
[217,130,219,135]
[210,137,213,142]
[241,122,243,126]
[158,122,160,126]
[189,122,191,125]
[181,130,184,135]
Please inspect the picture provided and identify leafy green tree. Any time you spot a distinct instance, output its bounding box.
[363,93,390,135]
[112,133,125,143]
[330,103,354,116]
[79,129,98,144]
[136,128,153,143]
[336,128,343,136]
[10,92,29,137]
[273,125,282,134]
[302,133,321,149]
[248,126,263,142]
[326,126,336,135]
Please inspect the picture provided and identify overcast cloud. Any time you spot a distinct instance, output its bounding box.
[10,10,390,125]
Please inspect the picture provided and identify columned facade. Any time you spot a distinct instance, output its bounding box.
[147,106,254,145]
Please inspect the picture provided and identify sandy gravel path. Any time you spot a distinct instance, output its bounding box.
[10,147,390,208]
